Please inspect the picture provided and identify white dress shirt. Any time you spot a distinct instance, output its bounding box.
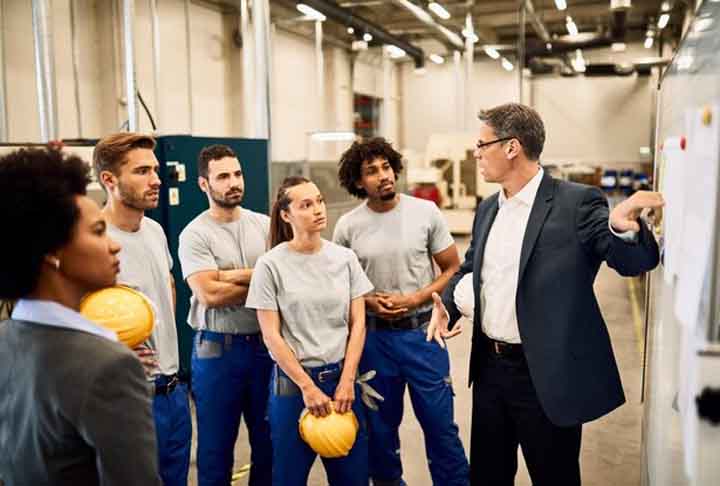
[11,298,118,342]
[480,168,545,343]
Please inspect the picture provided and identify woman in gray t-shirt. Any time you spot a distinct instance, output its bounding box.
[246,176,373,486]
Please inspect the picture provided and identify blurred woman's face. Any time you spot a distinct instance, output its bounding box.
[56,196,121,292]
[282,182,327,235]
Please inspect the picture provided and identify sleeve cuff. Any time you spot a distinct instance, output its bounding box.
[609,219,638,242]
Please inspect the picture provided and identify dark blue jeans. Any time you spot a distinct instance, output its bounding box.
[191,330,274,486]
[152,377,191,486]
[361,326,470,486]
[268,362,369,486]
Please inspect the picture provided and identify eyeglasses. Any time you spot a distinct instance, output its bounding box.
[475,136,515,151]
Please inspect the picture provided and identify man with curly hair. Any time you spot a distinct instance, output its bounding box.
[333,138,469,486]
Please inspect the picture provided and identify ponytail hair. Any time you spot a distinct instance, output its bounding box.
[269,176,310,248]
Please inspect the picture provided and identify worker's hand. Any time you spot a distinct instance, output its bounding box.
[426,292,462,347]
[365,293,408,320]
[132,345,158,378]
[609,191,665,233]
[377,292,420,314]
[301,383,333,417]
[333,378,355,414]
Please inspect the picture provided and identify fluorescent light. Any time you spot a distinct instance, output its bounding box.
[483,46,500,59]
[611,42,626,52]
[436,25,464,47]
[554,0,567,10]
[461,28,479,43]
[658,13,670,29]
[363,32,373,42]
[644,36,654,48]
[296,3,326,21]
[396,0,433,23]
[429,54,445,64]
[428,2,451,20]
[661,1,671,11]
[347,26,354,34]
[566,16,579,36]
[310,131,356,142]
[386,45,406,59]
[501,57,513,71]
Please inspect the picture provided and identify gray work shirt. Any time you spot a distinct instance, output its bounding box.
[178,208,269,335]
[333,194,454,314]
[108,217,180,377]
[245,240,373,367]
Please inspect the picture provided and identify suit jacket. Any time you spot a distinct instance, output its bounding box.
[0,320,162,486]
[442,173,659,427]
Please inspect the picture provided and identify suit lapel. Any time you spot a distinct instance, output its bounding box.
[518,173,555,280]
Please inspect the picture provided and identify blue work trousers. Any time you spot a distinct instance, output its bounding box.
[191,330,274,486]
[361,326,470,486]
[152,376,192,486]
[268,362,369,486]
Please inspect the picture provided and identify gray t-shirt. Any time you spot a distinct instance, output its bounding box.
[333,194,454,314]
[178,208,269,335]
[245,240,373,367]
[108,217,179,376]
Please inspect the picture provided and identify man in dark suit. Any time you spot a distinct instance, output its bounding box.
[427,103,663,485]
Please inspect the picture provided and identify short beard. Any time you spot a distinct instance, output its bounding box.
[209,186,242,209]
[380,191,396,201]
[118,181,156,210]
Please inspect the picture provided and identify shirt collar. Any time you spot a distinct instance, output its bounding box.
[498,167,544,208]
[11,299,118,342]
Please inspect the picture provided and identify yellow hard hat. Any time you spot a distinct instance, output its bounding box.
[80,285,155,348]
[298,403,359,458]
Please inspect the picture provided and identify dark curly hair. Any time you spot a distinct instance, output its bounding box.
[338,138,403,199]
[198,144,237,179]
[0,148,91,299]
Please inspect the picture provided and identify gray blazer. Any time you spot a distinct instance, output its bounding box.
[0,319,162,486]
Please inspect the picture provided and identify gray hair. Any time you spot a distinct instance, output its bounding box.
[478,103,545,161]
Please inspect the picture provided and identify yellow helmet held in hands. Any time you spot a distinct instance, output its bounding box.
[80,285,155,348]
[298,403,359,458]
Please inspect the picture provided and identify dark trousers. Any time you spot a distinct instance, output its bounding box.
[470,353,582,486]
[152,378,192,486]
[268,362,369,486]
[192,330,274,486]
[361,327,469,486]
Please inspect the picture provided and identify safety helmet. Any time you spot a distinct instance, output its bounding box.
[80,285,154,348]
[298,403,359,458]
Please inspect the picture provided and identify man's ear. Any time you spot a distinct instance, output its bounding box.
[506,139,520,160]
[99,170,116,191]
[198,176,209,193]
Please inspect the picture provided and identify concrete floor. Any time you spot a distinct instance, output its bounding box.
[187,237,645,486]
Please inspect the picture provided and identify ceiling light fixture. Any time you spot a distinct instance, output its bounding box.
[429,53,445,64]
[554,0,567,10]
[363,32,373,42]
[644,36,654,49]
[566,16,579,36]
[483,46,500,59]
[296,3,326,21]
[428,2,451,20]
[501,57,514,71]
[658,13,670,29]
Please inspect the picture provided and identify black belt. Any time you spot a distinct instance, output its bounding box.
[484,335,524,360]
[366,309,432,331]
[274,361,344,397]
[154,374,179,396]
